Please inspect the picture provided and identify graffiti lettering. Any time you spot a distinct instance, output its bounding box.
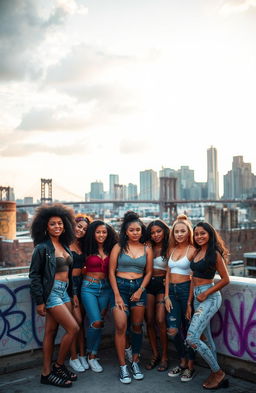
[212,298,256,361]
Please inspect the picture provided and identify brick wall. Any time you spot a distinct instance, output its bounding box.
[220,228,256,261]
[0,238,33,267]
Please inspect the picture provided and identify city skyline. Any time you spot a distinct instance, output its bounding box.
[1,1,256,200]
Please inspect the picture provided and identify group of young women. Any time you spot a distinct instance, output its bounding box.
[29,204,230,390]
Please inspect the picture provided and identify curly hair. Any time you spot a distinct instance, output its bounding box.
[119,211,147,253]
[146,219,170,260]
[30,204,75,246]
[193,221,229,265]
[168,214,194,252]
[83,220,118,256]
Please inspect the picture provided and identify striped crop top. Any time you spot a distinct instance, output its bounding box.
[117,251,146,274]
[153,256,167,271]
[85,255,109,275]
[168,246,192,275]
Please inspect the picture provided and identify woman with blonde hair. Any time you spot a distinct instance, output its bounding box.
[164,214,196,382]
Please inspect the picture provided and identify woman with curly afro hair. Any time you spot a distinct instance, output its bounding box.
[29,203,80,388]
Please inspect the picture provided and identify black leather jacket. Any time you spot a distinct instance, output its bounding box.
[29,239,74,306]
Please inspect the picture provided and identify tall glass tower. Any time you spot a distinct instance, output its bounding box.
[207,146,219,200]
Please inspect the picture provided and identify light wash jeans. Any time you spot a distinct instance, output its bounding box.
[186,283,222,372]
[81,277,111,355]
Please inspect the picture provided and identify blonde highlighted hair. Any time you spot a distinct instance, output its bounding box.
[168,214,194,252]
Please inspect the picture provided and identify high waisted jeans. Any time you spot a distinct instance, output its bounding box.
[186,283,222,372]
[81,277,112,355]
[166,281,195,361]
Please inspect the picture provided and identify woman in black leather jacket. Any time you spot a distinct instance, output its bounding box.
[29,203,79,388]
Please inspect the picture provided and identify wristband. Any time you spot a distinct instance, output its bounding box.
[164,296,170,301]
[140,286,145,292]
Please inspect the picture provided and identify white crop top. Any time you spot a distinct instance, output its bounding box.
[168,246,191,275]
[153,256,167,271]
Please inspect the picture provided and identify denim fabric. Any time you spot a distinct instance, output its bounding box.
[110,277,146,355]
[110,277,147,313]
[166,281,195,361]
[81,277,112,355]
[186,283,222,372]
[45,280,70,309]
[146,276,165,296]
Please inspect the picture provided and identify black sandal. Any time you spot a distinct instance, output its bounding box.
[41,372,72,388]
[145,354,160,370]
[53,363,77,381]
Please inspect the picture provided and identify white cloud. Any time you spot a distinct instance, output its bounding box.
[220,0,256,14]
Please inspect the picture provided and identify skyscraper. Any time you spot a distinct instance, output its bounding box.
[207,146,219,200]
[140,169,158,200]
[90,181,104,200]
[224,156,256,199]
[109,174,119,200]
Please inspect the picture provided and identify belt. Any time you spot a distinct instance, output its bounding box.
[83,276,104,283]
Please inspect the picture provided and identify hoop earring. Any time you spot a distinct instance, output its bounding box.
[62,229,65,233]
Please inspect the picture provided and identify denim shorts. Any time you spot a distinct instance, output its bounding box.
[110,276,147,315]
[45,280,71,309]
[146,276,165,296]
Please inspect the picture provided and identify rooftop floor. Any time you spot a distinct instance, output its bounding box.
[0,346,255,393]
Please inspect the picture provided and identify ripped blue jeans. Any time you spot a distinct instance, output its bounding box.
[186,283,222,372]
[81,277,112,355]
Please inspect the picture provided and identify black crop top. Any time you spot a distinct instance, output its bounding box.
[71,251,84,269]
[190,258,216,280]
[55,256,72,273]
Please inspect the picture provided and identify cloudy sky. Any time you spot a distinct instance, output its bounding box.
[0,0,255,200]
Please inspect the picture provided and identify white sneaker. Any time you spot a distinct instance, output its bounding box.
[69,358,85,372]
[78,355,89,370]
[125,346,133,363]
[131,362,144,380]
[119,365,131,384]
[88,357,103,373]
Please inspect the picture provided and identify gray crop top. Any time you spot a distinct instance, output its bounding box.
[117,250,147,274]
[153,256,167,271]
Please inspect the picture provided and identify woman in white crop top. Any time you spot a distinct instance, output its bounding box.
[164,214,196,382]
[144,220,170,372]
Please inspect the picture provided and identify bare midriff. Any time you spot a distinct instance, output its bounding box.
[153,268,166,277]
[169,272,191,284]
[72,268,82,277]
[116,272,143,280]
[192,276,213,287]
[84,271,106,280]
[55,271,69,282]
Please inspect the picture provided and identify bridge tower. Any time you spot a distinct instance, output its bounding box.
[0,186,11,201]
[41,179,52,204]
[159,177,177,222]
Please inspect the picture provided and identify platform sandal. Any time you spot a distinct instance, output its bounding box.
[145,354,160,370]
[53,363,78,381]
[40,372,72,388]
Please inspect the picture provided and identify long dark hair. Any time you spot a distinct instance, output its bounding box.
[193,222,229,266]
[75,215,90,250]
[30,204,75,246]
[83,220,118,256]
[119,211,146,253]
[146,219,170,260]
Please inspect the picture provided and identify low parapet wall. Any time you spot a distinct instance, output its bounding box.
[0,274,255,380]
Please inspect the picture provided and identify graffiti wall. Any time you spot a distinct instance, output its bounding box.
[0,274,63,356]
[212,276,256,362]
[0,274,256,362]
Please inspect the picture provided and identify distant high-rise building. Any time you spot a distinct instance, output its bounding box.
[24,196,33,205]
[207,146,219,200]
[90,181,104,200]
[128,183,138,200]
[177,166,195,200]
[109,174,119,200]
[114,184,127,200]
[140,169,158,200]
[224,156,256,199]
